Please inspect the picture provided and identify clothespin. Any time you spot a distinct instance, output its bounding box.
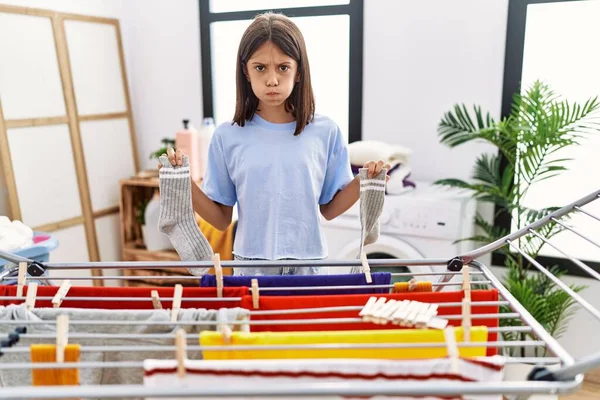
[151,290,162,310]
[462,266,472,342]
[214,253,223,298]
[171,284,183,322]
[408,278,417,292]
[360,251,372,284]
[360,297,387,323]
[444,326,460,374]
[390,300,410,325]
[52,280,71,308]
[359,297,378,321]
[16,262,26,298]
[238,314,250,333]
[217,308,232,344]
[251,279,259,309]
[174,328,187,378]
[25,282,38,311]
[56,314,69,363]
[372,299,398,324]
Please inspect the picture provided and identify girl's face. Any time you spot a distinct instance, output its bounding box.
[245,41,299,110]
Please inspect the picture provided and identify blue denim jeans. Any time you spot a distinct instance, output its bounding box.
[233,254,321,276]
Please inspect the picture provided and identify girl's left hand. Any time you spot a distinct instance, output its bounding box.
[363,160,391,182]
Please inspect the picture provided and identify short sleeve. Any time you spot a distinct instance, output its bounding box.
[319,125,354,205]
[201,131,237,206]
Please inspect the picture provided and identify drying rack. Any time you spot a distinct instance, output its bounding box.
[0,188,598,399]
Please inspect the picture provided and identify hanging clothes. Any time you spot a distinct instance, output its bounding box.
[200,272,392,295]
[199,327,488,360]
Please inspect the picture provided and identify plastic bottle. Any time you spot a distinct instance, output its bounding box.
[197,117,216,179]
[143,191,174,251]
[175,119,201,181]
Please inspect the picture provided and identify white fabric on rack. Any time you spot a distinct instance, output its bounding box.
[143,357,505,400]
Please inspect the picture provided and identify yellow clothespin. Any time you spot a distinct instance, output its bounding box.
[251,279,259,309]
[462,266,472,342]
[360,251,372,284]
[16,262,27,298]
[52,280,71,308]
[214,253,223,298]
[171,284,183,322]
[443,326,460,374]
[151,290,162,310]
[25,282,38,311]
[56,314,69,363]
[175,328,187,378]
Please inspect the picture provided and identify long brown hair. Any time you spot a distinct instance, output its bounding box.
[233,12,315,136]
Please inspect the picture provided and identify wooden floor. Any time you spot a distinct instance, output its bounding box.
[561,368,600,399]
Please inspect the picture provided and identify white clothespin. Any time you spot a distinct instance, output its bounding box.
[56,314,69,363]
[25,282,38,311]
[361,297,387,323]
[390,300,410,325]
[360,251,372,284]
[239,314,250,333]
[251,279,259,309]
[171,284,183,322]
[372,299,398,324]
[406,301,429,327]
[175,328,187,378]
[52,280,71,308]
[359,297,378,321]
[151,290,163,310]
[217,308,232,344]
[444,326,460,374]
[214,253,223,298]
[397,300,418,326]
[16,262,26,298]
[462,266,472,342]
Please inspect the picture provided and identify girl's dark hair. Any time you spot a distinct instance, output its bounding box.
[233,12,315,136]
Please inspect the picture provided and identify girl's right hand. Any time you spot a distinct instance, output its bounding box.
[158,147,185,169]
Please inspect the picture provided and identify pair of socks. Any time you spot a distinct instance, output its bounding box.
[158,158,386,276]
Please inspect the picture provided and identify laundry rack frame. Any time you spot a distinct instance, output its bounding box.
[0,189,599,399]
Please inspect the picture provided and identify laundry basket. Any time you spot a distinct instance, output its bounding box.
[0,231,59,268]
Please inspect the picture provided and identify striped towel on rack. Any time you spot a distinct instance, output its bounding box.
[200,272,392,295]
[143,357,505,400]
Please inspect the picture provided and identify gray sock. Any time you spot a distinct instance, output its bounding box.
[158,155,212,276]
[359,167,386,249]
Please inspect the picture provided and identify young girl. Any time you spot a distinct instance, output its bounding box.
[164,12,389,276]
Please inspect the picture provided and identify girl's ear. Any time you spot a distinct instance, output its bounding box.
[295,74,300,83]
[242,63,250,82]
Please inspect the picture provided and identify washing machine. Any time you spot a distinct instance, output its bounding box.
[321,181,477,284]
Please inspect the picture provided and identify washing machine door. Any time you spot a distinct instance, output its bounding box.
[332,235,442,283]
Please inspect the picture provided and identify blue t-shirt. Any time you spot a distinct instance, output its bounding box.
[201,113,354,260]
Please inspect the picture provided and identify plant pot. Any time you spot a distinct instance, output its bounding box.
[141,224,173,252]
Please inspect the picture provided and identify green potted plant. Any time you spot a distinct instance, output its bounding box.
[150,137,176,162]
[435,80,599,354]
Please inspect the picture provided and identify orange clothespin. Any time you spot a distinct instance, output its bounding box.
[56,314,69,363]
[171,284,183,322]
[25,282,38,311]
[52,280,71,308]
[360,251,372,284]
[151,290,162,310]
[251,279,259,309]
[175,328,187,378]
[214,253,223,298]
[16,262,26,298]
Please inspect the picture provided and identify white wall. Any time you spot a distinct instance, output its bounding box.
[363,0,508,183]
[121,0,203,172]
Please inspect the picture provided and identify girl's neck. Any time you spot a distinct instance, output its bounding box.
[256,104,295,124]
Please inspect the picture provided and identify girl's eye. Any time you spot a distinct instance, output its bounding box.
[255,66,265,72]
[280,65,289,71]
